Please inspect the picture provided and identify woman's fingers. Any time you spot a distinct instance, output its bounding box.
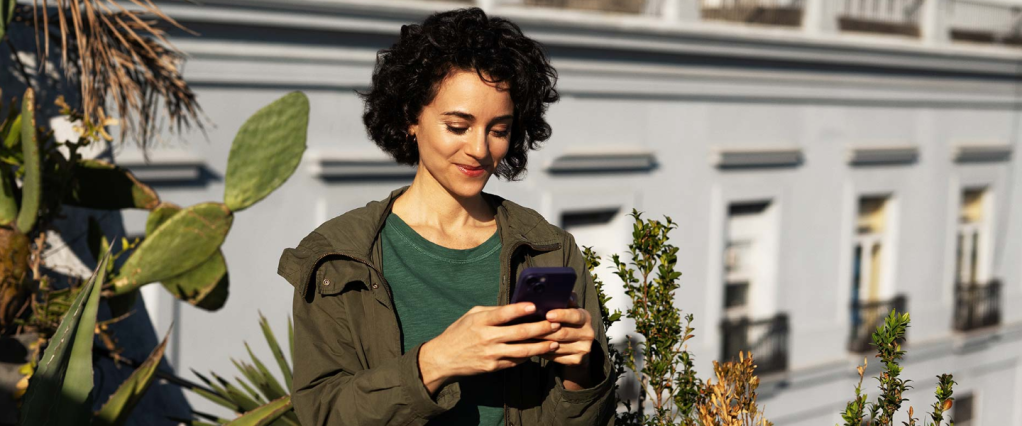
[494,320,560,343]
[538,325,593,343]
[484,302,536,325]
[546,307,590,326]
[499,340,559,359]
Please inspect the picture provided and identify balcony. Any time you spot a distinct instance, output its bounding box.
[700,0,804,27]
[954,280,1001,332]
[947,0,1022,47]
[838,0,924,38]
[848,295,906,353]
[521,0,649,14]
[720,313,790,375]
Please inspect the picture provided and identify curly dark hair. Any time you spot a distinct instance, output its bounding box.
[359,7,559,181]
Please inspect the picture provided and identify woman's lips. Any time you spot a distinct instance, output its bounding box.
[456,164,485,177]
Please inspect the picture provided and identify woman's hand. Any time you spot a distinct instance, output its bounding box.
[418,302,561,395]
[541,293,597,390]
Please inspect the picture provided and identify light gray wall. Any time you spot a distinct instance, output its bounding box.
[93,0,1022,423]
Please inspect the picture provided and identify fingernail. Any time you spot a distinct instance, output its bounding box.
[550,342,559,350]
[524,303,535,313]
[546,312,556,320]
[551,322,561,330]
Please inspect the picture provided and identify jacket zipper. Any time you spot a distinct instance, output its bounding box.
[501,239,561,426]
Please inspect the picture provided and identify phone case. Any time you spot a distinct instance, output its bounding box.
[506,267,577,325]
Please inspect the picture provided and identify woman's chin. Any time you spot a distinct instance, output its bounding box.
[444,175,489,199]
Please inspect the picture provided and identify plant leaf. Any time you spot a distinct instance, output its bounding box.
[111,202,233,294]
[19,252,110,426]
[258,311,292,392]
[16,89,40,233]
[0,0,15,41]
[161,250,229,310]
[223,91,309,212]
[145,202,182,235]
[224,396,292,426]
[64,159,160,210]
[93,327,171,426]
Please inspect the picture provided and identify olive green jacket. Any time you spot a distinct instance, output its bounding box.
[277,185,615,426]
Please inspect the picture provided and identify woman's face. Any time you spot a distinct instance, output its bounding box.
[409,69,513,200]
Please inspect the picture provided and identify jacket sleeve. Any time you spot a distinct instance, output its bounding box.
[282,237,460,426]
[540,233,617,425]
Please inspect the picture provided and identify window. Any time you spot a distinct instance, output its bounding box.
[956,188,989,286]
[723,201,771,320]
[852,196,890,304]
[953,393,975,426]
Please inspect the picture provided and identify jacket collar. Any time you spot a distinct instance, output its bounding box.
[311,184,558,264]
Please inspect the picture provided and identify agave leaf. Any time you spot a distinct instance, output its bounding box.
[223,91,309,212]
[2,113,21,150]
[65,159,160,210]
[211,371,262,412]
[111,202,233,294]
[233,374,266,404]
[15,89,40,233]
[189,369,239,411]
[19,253,110,426]
[224,396,292,426]
[244,342,287,399]
[258,312,293,392]
[93,327,171,426]
[161,250,229,311]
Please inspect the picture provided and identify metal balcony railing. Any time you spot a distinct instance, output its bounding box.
[954,280,1002,332]
[720,313,789,375]
[838,0,924,37]
[848,295,906,353]
[948,0,1022,46]
[700,0,805,27]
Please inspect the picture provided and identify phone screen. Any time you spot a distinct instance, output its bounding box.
[506,267,576,325]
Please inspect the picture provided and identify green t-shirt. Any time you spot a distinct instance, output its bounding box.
[381,212,505,426]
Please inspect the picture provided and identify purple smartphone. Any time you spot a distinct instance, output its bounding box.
[506,267,576,325]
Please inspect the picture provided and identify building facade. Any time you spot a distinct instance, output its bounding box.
[103,0,1022,424]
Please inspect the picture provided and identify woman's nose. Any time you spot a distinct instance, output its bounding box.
[464,129,489,159]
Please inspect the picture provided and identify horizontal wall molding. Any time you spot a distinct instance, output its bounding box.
[116,154,213,185]
[309,151,415,180]
[712,148,803,169]
[547,151,657,174]
[953,144,1013,163]
[847,146,920,166]
[151,0,1022,78]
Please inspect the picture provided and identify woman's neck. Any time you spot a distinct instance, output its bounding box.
[391,169,495,233]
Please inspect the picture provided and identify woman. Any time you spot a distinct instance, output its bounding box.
[277,8,614,426]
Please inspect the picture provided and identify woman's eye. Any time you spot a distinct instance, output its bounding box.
[446,125,468,135]
[491,129,510,138]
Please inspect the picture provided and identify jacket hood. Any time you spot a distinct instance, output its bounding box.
[277,185,563,296]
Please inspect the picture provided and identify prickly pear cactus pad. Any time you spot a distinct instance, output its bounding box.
[65,159,160,210]
[145,202,229,310]
[223,91,309,212]
[112,202,233,294]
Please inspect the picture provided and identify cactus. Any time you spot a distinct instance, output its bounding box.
[223,91,309,212]
[0,161,14,225]
[111,202,233,294]
[65,159,160,210]
[145,202,230,310]
[16,88,40,234]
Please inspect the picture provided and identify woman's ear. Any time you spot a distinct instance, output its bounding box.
[407,123,418,140]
